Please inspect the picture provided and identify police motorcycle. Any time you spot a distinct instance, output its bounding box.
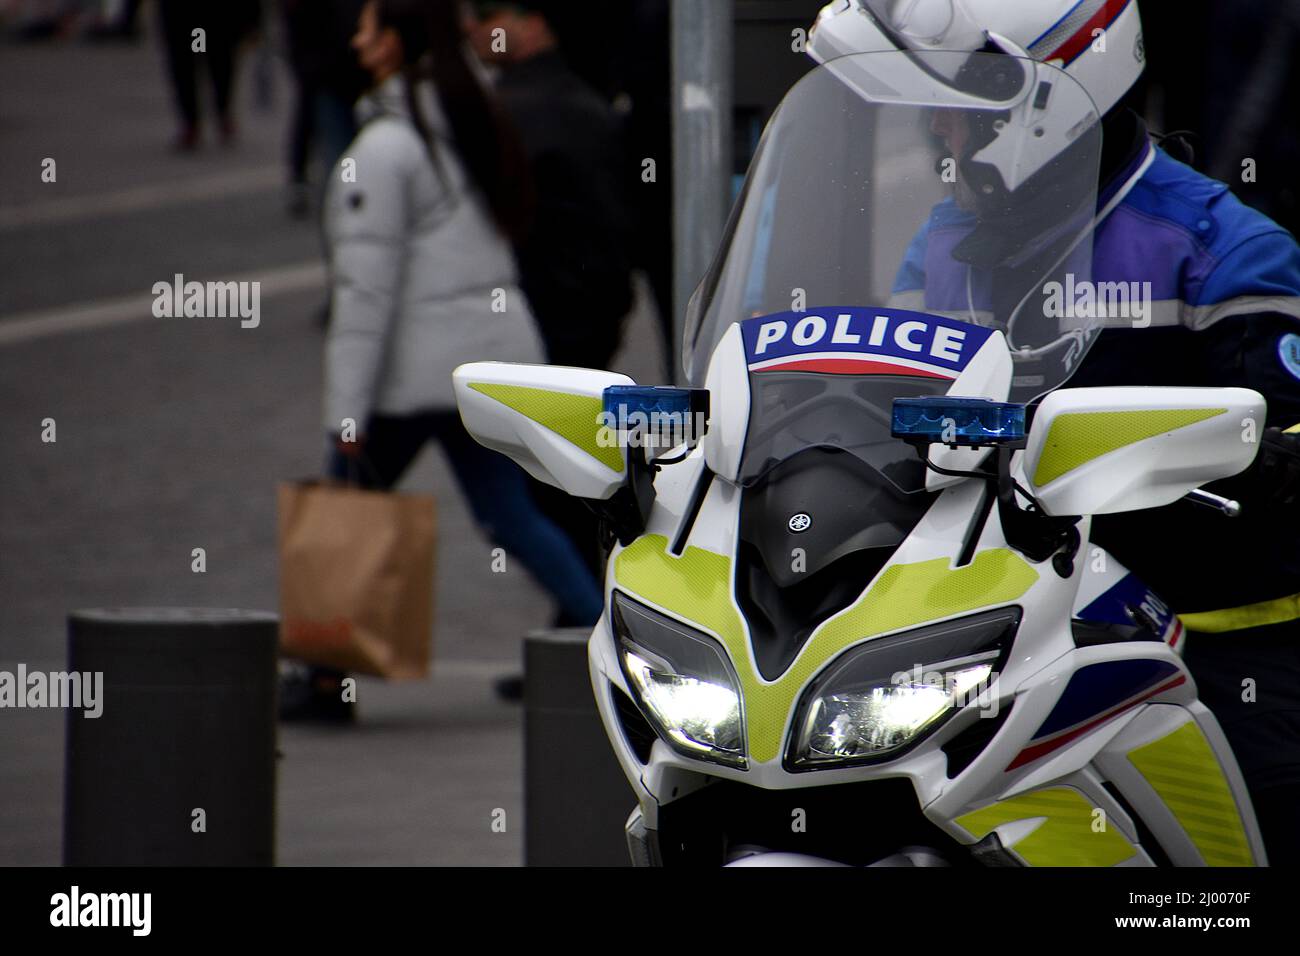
[453,47,1269,866]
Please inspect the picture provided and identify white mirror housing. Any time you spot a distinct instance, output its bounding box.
[453,362,634,500]
[1023,387,1266,516]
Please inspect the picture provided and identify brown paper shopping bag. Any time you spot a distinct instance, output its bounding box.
[277,481,436,679]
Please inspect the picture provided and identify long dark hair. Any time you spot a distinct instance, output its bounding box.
[374,0,532,241]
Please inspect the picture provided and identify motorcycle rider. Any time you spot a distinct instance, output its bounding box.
[807,0,1300,860]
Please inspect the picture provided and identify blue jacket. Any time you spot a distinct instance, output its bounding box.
[896,139,1300,615]
[1069,145,1300,427]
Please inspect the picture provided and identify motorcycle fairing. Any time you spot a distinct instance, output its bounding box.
[611,538,1038,766]
[1075,568,1182,649]
[580,49,1265,866]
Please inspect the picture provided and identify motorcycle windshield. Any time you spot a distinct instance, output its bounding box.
[682,50,1104,493]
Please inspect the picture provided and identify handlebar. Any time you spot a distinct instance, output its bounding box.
[1185,489,1242,518]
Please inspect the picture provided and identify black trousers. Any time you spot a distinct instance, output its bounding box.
[158,0,246,128]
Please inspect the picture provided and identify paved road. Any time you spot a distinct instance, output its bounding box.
[0,30,664,865]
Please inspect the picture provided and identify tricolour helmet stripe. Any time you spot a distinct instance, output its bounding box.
[1030,0,1133,67]
[1028,0,1100,53]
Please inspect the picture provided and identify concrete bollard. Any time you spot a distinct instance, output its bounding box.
[524,628,634,866]
[63,608,278,866]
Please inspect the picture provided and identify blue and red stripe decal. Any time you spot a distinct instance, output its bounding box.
[1006,658,1185,771]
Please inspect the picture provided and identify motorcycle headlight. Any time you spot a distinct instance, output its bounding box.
[788,607,1020,770]
[612,591,746,769]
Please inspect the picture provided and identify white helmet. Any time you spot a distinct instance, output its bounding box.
[808,0,1145,193]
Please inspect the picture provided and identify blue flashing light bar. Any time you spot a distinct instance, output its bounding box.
[602,386,710,450]
[891,397,1026,449]
[603,386,704,421]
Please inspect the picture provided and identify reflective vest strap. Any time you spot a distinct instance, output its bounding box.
[1286,423,1300,435]
[1179,592,1300,634]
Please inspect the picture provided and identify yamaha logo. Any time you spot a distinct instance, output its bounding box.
[788,513,812,533]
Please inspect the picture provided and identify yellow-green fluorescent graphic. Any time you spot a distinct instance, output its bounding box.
[613,535,1038,763]
[1033,408,1227,486]
[468,382,624,471]
[1127,722,1254,866]
[955,788,1136,866]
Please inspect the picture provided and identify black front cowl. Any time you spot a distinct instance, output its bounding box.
[655,776,975,867]
[736,447,936,681]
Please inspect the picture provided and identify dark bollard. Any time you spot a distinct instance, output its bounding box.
[524,628,634,866]
[63,608,278,866]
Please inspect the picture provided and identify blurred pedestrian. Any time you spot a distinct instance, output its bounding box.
[157,0,262,150]
[514,0,675,377]
[282,0,604,720]
[620,0,674,379]
[86,0,144,41]
[282,0,369,217]
[8,0,95,39]
[464,1,634,647]
[466,0,634,372]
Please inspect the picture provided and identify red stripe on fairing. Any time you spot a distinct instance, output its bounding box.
[1004,674,1187,771]
[1045,0,1132,66]
[751,358,956,379]
[1168,620,1183,648]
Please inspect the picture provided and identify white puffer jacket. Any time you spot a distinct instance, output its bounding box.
[322,73,544,432]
